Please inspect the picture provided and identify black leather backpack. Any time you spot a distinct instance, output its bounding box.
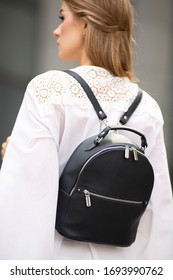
[55,70,154,247]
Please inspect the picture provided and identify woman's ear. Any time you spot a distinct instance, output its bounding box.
[83,22,87,37]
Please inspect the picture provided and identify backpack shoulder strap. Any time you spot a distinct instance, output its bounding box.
[119,88,143,125]
[64,70,143,125]
[64,70,107,121]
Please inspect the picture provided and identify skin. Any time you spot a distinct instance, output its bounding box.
[1,1,91,160]
[53,1,90,65]
[1,137,10,160]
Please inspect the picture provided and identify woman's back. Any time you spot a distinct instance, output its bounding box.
[30,66,163,167]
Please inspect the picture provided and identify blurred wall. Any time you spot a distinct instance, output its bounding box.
[0,0,77,165]
[134,0,173,182]
[0,0,172,184]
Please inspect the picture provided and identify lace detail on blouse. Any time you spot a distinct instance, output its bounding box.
[28,66,162,120]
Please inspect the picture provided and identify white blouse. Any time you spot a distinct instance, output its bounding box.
[0,66,173,260]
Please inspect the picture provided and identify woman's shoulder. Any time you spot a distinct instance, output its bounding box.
[27,70,69,97]
[26,70,82,110]
[139,89,163,123]
[27,68,95,110]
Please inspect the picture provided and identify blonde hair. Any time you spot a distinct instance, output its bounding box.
[64,0,135,80]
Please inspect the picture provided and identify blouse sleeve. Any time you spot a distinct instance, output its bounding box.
[134,122,173,259]
[0,81,62,259]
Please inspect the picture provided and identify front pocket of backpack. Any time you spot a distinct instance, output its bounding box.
[62,188,147,246]
[81,189,147,207]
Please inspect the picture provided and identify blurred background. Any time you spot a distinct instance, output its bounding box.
[0,0,172,184]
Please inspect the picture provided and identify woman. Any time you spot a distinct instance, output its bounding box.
[0,0,173,259]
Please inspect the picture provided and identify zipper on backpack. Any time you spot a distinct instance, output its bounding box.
[131,147,138,161]
[69,145,143,198]
[125,146,138,161]
[70,146,127,197]
[125,146,130,159]
[83,190,92,207]
[82,189,146,208]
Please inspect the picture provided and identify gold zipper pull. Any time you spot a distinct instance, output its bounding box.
[83,190,91,207]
